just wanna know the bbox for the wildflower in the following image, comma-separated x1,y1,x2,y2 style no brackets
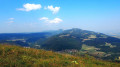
72,61,79,64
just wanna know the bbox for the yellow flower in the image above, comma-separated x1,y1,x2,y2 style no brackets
72,61,79,64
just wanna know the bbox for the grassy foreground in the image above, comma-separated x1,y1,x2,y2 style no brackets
0,45,120,67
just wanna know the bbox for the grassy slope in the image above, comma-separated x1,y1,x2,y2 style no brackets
0,45,120,67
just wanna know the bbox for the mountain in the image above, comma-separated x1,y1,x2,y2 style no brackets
0,44,120,67
41,28,120,60
0,30,62,47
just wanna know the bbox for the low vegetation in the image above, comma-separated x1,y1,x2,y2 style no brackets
80,44,106,58
0,44,120,67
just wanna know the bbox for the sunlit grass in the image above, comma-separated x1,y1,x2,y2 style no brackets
0,44,120,67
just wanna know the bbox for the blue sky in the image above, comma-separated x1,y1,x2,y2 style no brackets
0,0,120,33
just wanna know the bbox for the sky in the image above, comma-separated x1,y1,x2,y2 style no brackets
0,0,120,33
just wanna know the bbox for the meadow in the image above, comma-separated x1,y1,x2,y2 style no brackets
0,44,120,67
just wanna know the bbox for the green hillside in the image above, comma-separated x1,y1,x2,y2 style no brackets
41,28,120,60
0,44,120,67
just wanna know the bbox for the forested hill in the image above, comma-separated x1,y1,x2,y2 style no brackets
41,28,120,60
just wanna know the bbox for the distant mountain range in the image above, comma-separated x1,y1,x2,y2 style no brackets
0,28,120,60
0,30,62,47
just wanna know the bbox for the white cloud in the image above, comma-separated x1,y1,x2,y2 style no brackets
8,18,15,23
17,3,42,11
44,5,60,14
9,18,14,20
40,17,62,23
40,17,49,20
49,18,62,23
8,21,14,23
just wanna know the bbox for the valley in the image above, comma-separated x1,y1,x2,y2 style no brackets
0,28,120,61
